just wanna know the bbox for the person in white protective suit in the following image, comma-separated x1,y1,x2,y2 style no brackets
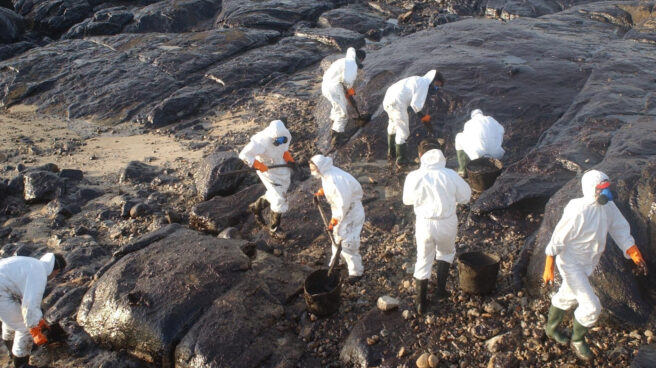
383,70,444,167
542,170,647,361
454,109,505,176
239,120,296,237
0,253,66,368
321,47,366,148
310,154,365,283
403,142,471,314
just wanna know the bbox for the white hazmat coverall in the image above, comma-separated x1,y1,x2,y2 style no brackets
403,149,471,280
311,155,365,276
321,47,359,133
546,170,635,327
0,253,55,358
454,109,505,160
383,70,436,145
239,120,292,213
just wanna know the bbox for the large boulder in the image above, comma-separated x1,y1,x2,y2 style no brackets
62,6,133,38
189,184,265,234
194,151,246,200
294,26,365,51
123,0,222,34
317,5,394,36
23,171,63,203
0,7,24,43
77,227,252,366
119,161,162,184
12,0,93,36
216,0,332,31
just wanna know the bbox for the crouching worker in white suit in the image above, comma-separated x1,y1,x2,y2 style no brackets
403,141,471,314
542,170,647,361
454,109,505,176
310,155,365,284
0,253,66,368
239,120,296,238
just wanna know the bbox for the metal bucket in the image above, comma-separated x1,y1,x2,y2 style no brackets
458,251,500,295
304,269,341,316
466,157,503,192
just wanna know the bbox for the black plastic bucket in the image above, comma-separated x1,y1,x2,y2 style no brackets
304,269,341,316
458,251,500,295
466,157,503,192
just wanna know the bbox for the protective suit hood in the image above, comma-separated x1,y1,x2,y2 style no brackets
40,252,55,275
581,170,608,203
420,149,446,169
471,109,483,118
423,70,437,83
310,154,333,176
264,120,290,141
345,47,357,61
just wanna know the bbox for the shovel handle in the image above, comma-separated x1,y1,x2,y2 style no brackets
216,163,294,176
315,198,341,277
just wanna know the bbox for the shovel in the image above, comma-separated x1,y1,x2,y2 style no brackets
315,197,341,278
216,163,295,176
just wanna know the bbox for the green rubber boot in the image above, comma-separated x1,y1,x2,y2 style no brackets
395,143,410,168
544,306,569,345
387,134,396,161
456,150,470,177
571,319,593,361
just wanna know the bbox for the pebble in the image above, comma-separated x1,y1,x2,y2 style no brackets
273,249,282,256
402,309,412,319
416,352,430,368
398,346,407,358
484,301,503,314
366,335,380,345
644,330,653,338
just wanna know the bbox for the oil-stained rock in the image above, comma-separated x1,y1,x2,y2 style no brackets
189,184,265,234
194,150,246,200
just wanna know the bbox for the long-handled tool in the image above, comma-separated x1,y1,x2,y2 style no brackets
315,198,341,278
216,163,295,176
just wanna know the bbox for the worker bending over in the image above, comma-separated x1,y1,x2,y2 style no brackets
454,109,505,176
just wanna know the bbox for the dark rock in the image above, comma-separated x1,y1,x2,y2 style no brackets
0,41,34,61
124,0,222,34
23,170,63,203
175,277,304,368
318,5,394,36
0,7,24,43
63,7,134,38
294,26,365,51
632,344,656,368
340,308,407,368
44,198,80,218
216,0,332,31
32,162,59,173
7,174,23,195
195,150,246,200
45,286,87,323
59,168,83,180
487,352,519,368
218,227,240,239
143,87,207,127
120,198,140,218
129,202,151,218
189,184,265,234
112,223,181,258
0,227,11,238
77,227,251,366
119,161,161,184
15,0,93,36
205,37,329,89
1,241,40,257
76,186,104,202
251,252,308,304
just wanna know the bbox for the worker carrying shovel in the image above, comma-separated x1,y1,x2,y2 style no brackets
542,170,647,361
239,120,296,238
0,253,66,368
321,47,367,149
310,154,365,284
383,70,444,168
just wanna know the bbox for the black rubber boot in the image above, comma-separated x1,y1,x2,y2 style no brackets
13,356,29,368
269,212,286,239
571,319,593,361
387,134,396,160
248,196,268,226
456,150,470,177
415,278,428,315
544,306,569,345
395,143,410,168
435,261,450,301
3,339,13,358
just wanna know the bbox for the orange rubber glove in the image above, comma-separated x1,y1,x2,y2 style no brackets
346,88,356,96
30,326,47,346
328,218,339,231
421,114,431,123
627,245,645,265
252,160,268,172
38,319,49,330
315,188,324,197
283,151,295,163
543,255,554,285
